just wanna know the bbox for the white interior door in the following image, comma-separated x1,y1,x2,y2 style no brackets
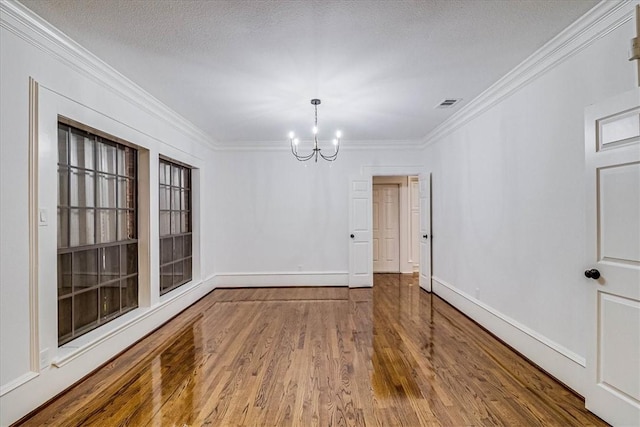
373,184,400,273
349,175,373,287
584,88,640,426
419,173,431,291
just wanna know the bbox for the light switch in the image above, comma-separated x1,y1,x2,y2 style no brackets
39,208,48,226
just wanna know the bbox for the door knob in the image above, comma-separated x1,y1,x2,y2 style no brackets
350,234,355,239
423,234,428,239
584,269,600,279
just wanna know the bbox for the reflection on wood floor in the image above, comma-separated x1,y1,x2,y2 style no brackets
19,274,606,426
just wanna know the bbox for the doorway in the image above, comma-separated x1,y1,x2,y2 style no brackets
348,168,430,290
372,176,420,274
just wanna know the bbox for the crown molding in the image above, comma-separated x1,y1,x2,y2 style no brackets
0,0,216,149
421,0,636,149
213,139,424,152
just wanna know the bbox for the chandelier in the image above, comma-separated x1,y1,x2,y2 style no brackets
288,99,341,162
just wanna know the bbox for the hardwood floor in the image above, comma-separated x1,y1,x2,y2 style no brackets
18,274,607,426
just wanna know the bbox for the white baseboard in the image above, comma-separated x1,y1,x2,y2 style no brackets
213,271,349,287
431,276,586,396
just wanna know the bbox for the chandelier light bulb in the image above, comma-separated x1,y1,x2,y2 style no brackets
288,131,295,139
332,139,338,146
293,138,300,145
312,126,318,135
336,130,342,138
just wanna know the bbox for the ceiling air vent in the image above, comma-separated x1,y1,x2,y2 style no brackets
436,98,462,109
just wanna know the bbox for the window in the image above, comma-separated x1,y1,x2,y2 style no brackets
159,158,192,295
57,122,138,346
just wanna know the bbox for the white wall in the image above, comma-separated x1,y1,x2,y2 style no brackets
0,3,217,425
211,148,422,286
422,3,636,395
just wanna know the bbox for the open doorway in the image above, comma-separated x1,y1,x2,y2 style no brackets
372,176,420,274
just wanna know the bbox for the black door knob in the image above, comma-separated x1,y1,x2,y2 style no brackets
350,234,355,239
423,234,428,239
584,269,600,279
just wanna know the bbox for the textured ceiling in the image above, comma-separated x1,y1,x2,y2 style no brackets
21,0,599,145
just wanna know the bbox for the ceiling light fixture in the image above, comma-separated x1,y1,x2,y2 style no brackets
288,99,341,162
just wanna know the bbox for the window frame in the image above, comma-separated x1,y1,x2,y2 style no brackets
158,157,193,295
57,121,139,346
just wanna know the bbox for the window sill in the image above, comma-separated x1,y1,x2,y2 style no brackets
52,278,204,368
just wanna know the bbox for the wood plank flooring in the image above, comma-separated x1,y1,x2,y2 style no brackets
18,274,607,426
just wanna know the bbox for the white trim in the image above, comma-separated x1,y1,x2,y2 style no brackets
213,139,423,152
432,276,587,395
422,0,636,148
28,77,40,374
52,275,215,368
360,165,425,177
0,0,215,149
213,272,349,287
0,372,39,397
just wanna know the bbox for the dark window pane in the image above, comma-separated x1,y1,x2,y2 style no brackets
160,211,170,236
70,169,95,208
58,253,72,297
127,210,136,240
97,173,117,208
181,212,189,233
184,258,192,282
171,212,180,235
99,246,120,283
118,178,134,209
96,141,117,174
160,237,173,265
96,209,117,243
159,185,170,210
69,131,94,169
172,188,180,211
160,162,171,185
160,264,173,292
73,249,98,289
74,289,98,332
181,190,189,212
70,208,95,246
184,234,192,257
58,126,69,165
58,167,69,207
121,244,138,275
99,283,120,320
117,210,136,241
181,168,190,190
58,297,72,342
171,165,181,187
122,276,138,310
174,235,184,260
58,208,69,248
173,261,184,286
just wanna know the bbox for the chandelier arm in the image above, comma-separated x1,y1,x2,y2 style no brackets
318,141,340,161
291,141,316,161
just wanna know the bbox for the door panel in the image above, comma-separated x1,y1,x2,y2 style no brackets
599,163,640,264
372,184,399,272
599,293,640,402
372,187,380,266
585,89,640,426
419,173,431,291
349,176,372,287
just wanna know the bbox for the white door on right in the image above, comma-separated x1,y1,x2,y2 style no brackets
419,173,431,292
585,88,640,426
